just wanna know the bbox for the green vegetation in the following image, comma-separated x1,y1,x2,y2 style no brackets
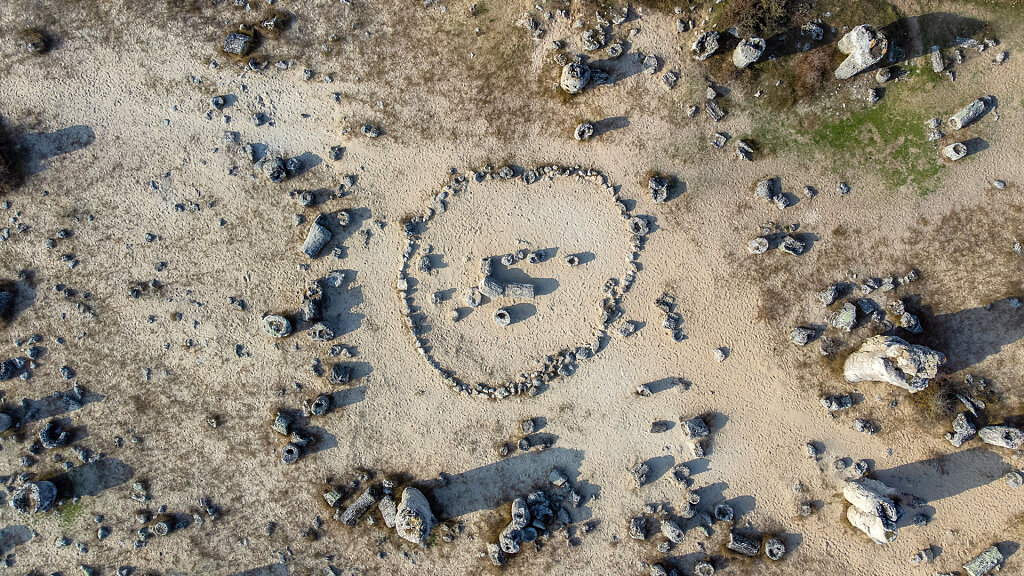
809,99,941,193
58,500,85,527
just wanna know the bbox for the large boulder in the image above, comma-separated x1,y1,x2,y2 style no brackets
560,62,591,94
11,481,57,514
834,25,888,80
978,425,1024,450
223,33,253,55
394,487,436,545
692,30,720,61
733,37,766,69
843,478,901,543
843,335,946,392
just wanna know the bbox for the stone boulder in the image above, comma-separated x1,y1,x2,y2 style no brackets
11,481,57,514
844,336,946,392
978,425,1024,450
835,25,888,80
733,37,766,69
395,487,436,545
692,30,720,61
560,62,591,94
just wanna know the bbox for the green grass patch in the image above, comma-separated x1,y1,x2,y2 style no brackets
58,499,85,527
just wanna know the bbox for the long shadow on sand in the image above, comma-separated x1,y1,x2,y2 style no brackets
416,447,591,520
19,125,95,176
910,298,1024,373
873,447,1009,504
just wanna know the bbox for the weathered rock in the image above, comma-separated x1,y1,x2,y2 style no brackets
262,315,292,338
930,46,945,73
943,142,967,161
848,504,896,543
946,412,976,447
629,516,646,540
821,394,853,411
224,33,253,55
649,176,670,204
950,98,986,130
736,140,754,161
978,425,1024,449
748,237,769,254
10,481,57,514
835,25,888,80
341,486,380,526
765,537,786,560
727,531,760,556
963,545,1004,576
630,461,649,487
395,487,436,545
499,525,522,554
629,216,649,236
281,443,301,464
39,420,69,448
705,99,725,122
307,322,335,342
259,156,287,183
301,215,333,258
683,417,709,439
780,235,806,255
694,561,715,576
790,327,816,346
661,519,684,543
505,283,535,299
582,28,604,51
833,302,857,331
843,335,946,392
692,30,720,61
560,62,591,94
487,542,505,565
493,308,511,327
329,363,351,385
733,37,766,69
479,276,503,299
574,122,595,141
844,478,901,543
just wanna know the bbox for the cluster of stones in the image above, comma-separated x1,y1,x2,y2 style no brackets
487,472,593,566
324,478,438,546
792,268,922,358
396,164,650,400
747,219,806,257
940,374,1024,452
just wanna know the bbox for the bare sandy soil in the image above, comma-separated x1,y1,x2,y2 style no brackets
0,1,1023,575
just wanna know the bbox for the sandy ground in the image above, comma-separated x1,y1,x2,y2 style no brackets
0,0,1023,575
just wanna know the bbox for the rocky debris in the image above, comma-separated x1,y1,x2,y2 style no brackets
682,417,709,439
736,140,753,161
963,545,1004,576
733,37,766,69
780,235,806,255
493,308,512,327
630,461,650,487
844,336,946,392
705,99,725,122
835,25,888,80
945,412,977,448
692,30,720,61
629,216,649,236
790,326,816,346
876,67,893,83
224,32,253,55
943,142,967,161
307,322,335,342
765,537,786,560
831,302,858,331
649,176,670,204
582,28,604,51
629,517,647,540
661,518,684,543
930,46,946,73
262,315,292,338
341,486,380,526
394,487,436,545
821,394,853,412
606,41,624,59
978,425,1023,449
844,478,901,543
361,124,381,138
257,155,287,183
574,122,595,141
39,420,69,448
754,178,783,206
1006,471,1023,488
505,283,535,299
487,542,505,566
560,62,591,94
642,54,660,75
302,215,333,258
950,98,986,130
329,363,351,385
748,237,769,254
479,275,503,299
713,347,727,362
727,531,760,556
662,70,679,89
694,561,715,576
911,546,937,565
10,481,58,514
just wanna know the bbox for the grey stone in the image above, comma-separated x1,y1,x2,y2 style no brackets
727,531,760,556
692,30,720,61
733,37,766,69
790,327,816,346
341,486,380,526
950,98,986,130
262,315,292,338
574,122,594,141
560,62,591,94
963,545,1004,576
10,481,57,514
978,425,1024,449
301,215,333,258
395,487,436,545
943,142,967,161
223,33,253,55
832,303,857,331
493,308,511,327
765,537,785,560
835,25,888,80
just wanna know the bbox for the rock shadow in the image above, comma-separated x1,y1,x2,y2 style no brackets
592,116,630,137
881,13,988,64
320,269,365,338
0,525,32,556
873,447,1009,503
913,299,1024,372
417,447,587,520
20,125,95,176
53,457,134,498
9,386,104,426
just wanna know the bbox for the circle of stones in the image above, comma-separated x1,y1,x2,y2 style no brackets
396,163,652,400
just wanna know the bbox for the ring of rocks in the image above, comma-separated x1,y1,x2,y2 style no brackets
397,163,652,400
